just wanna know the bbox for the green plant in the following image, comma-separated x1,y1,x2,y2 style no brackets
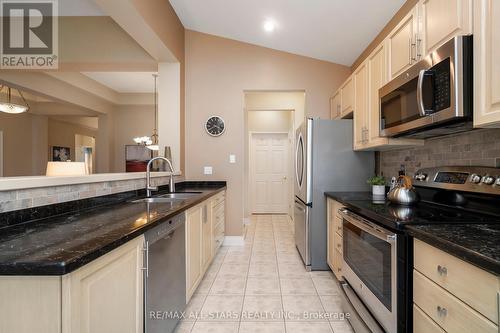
367,175,386,186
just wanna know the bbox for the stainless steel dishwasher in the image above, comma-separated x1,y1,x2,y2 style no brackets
144,213,186,333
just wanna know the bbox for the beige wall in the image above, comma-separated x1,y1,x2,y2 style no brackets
112,105,155,173
247,111,293,133
245,91,305,129
48,118,98,162
0,112,35,176
185,30,350,236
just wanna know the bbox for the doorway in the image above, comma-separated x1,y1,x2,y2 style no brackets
249,132,290,213
75,134,96,174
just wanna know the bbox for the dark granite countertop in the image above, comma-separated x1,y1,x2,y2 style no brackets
406,224,500,275
324,191,375,203
325,191,500,275
0,182,226,275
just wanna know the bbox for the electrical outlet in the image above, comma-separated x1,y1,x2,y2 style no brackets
229,154,236,164
204,166,213,175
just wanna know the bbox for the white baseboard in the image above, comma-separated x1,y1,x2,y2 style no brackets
223,236,245,246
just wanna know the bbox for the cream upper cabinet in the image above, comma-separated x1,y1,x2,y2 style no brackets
340,76,354,118
353,62,369,150
367,43,388,147
62,236,144,333
474,0,500,128
330,91,341,119
388,7,419,79
421,0,472,54
186,205,203,300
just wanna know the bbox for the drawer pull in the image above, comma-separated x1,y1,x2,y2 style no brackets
436,306,447,317
437,265,448,276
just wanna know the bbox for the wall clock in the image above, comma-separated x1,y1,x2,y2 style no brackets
205,116,226,137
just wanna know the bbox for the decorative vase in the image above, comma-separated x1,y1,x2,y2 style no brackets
372,185,386,196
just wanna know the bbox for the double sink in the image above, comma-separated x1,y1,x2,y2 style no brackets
131,192,202,204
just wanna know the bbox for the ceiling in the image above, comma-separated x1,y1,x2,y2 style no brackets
82,72,157,93
59,0,105,16
169,0,405,66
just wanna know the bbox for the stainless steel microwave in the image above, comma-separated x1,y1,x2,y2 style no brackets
379,36,473,139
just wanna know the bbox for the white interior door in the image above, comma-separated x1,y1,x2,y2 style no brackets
250,133,289,214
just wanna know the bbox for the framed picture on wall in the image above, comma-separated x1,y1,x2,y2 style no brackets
52,146,71,161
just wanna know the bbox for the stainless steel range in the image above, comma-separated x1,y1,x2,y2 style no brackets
338,166,500,333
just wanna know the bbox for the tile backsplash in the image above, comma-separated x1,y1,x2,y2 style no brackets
378,128,500,178
0,176,178,213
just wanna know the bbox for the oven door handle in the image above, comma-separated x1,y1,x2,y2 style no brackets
339,209,396,243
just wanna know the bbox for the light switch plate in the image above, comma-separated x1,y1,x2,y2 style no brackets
229,154,236,164
204,166,213,175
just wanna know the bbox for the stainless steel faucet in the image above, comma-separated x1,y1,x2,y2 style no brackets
146,156,175,197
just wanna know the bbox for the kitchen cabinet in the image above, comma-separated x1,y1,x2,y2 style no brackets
413,239,500,332
327,198,344,280
353,62,369,150
388,6,420,79
353,43,423,150
330,91,341,119
201,203,212,271
421,0,472,55
0,236,145,333
62,236,144,333
186,190,226,301
340,76,354,118
186,204,203,299
211,191,226,255
473,0,500,128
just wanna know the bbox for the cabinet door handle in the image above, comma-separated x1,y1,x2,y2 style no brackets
408,37,413,65
437,265,448,276
415,33,422,60
436,306,447,317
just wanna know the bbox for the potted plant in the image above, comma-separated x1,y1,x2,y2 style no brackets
367,176,386,196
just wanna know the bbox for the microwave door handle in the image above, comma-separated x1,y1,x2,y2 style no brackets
417,69,426,117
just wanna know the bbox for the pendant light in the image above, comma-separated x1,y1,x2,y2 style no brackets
147,73,159,151
0,85,30,114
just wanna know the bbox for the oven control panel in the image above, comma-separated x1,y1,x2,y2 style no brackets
414,166,500,195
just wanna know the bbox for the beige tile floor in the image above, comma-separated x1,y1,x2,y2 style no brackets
175,215,354,333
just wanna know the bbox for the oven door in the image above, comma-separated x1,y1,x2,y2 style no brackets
340,209,397,333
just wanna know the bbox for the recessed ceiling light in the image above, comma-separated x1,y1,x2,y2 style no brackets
263,20,275,32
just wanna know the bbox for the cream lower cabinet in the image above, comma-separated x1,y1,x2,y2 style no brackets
327,198,344,280
186,204,203,300
201,202,212,272
474,0,500,128
413,239,499,333
421,0,472,55
0,236,145,333
186,191,226,301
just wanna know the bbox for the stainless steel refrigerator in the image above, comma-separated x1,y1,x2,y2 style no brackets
294,118,374,270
